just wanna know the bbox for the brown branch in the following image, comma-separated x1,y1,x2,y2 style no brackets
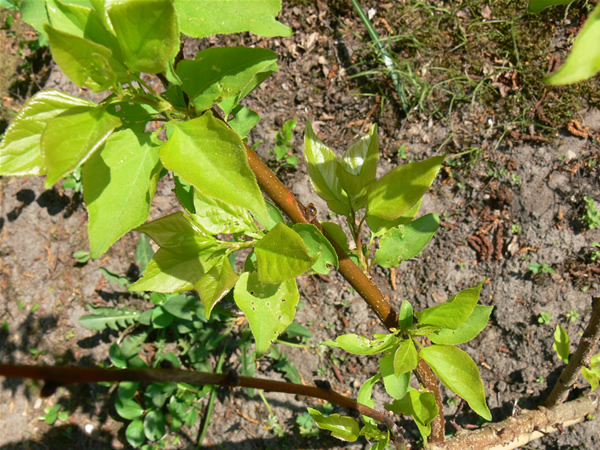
545,296,600,407
414,358,445,443
425,393,599,450
0,363,397,434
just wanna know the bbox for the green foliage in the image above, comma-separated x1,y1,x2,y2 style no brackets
529,263,555,276
270,118,299,168
538,311,553,325
583,196,600,230
553,325,570,364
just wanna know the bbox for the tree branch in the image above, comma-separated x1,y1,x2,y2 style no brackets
0,363,398,434
425,393,599,450
545,296,600,407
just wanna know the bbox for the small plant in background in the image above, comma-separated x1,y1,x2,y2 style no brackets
590,242,600,262
269,118,299,169
566,309,581,323
62,166,83,193
583,197,600,230
528,263,555,276
538,312,553,325
40,402,70,426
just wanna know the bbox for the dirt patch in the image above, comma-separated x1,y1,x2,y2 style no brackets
1,2,600,449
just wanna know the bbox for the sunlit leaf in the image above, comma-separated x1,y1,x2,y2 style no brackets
553,324,570,364
322,333,398,355
307,408,360,442
386,388,438,444
429,305,493,345
380,351,410,400
393,339,418,376
416,281,483,330
292,223,339,274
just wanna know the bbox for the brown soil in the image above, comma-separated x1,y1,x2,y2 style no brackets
1,2,599,449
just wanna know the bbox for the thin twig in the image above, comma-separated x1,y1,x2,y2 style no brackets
545,296,600,407
0,363,398,434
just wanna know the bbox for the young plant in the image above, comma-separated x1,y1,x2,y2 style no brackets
528,263,555,276
269,117,299,169
582,196,600,230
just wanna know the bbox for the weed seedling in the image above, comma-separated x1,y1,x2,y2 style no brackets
590,242,600,261
583,196,600,229
528,263,555,276
566,309,580,323
270,118,299,169
538,312,553,325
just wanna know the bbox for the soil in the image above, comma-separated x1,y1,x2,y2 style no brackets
1,1,600,449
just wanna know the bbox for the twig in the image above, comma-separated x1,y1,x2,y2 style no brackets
0,363,398,434
545,296,600,407
425,393,599,450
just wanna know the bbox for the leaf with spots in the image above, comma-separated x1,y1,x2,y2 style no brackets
233,271,299,358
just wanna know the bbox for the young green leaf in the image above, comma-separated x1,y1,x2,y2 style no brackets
429,305,493,345
228,105,261,138
336,124,379,210
254,222,315,283
553,324,570,364
161,295,198,321
174,0,292,38
366,155,445,221
195,256,239,318
83,129,161,258
322,333,398,355
398,300,414,332
357,373,381,412
0,90,93,176
126,418,145,448
234,272,299,357
375,213,440,268
136,235,154,274
115,397,144,421
107,0,179,74
380,351,410,400
393,339,419,376
42,105,121,187
177,47,278,112
320,222,351,254
143,409,166,442
304,121,350,216
420,345,491,420
159,112,268,225
292,223,339,274
367,198,422,237
416,281,484,330
192,190,254,234
386,388,438,444
45,25,116,92
544,3,600,84
79,305,141,331
134,211,207,249
582,367,600,392
307,408,360,442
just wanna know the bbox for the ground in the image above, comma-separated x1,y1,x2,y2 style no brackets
1,1,599,449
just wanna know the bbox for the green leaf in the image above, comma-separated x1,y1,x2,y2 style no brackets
134,211,208,249
42,105,121,187
126,419,145,448
174,0,292,38
380,351,410,400
143,409,166,442
264,201,285,230
386,388,438,444
254,222,314,283
307,408,360,442
107,0,179,74
393,339,419,376
233,272,299,357
416,281,484,330
582,366,600,391
429,305,493,345
152,305,174,328
173,173,195,213
20,0,50,44
320,222,350,253
109,342,127,368
161,295,198,320
528,0,575,13
177,47,278,112
544,3,600,84
357,373,381,424
43,404,60,425
228,105,261,138
367,198,422,237
159,112,268,225
304,121,350,216
322,333,398,355
192,190,254,234
45,25,116,92
336,123,379,210
83,129,161,258
0,90,93,176
115,397,144,420
136,234,154,274
79,305,140,331
292,223,339,274
398,300,414,332
420,344,491,420
553,324,570,364
195,256,239,318
375,213,440,268
367,155,445,221
282,322,313,339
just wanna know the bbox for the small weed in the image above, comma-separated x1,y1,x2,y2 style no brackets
535,376,544,383
63,167,83,193
72,250,90,264
297,412,319,437
537,312,552,325
528,263,555,276
511,224,522,235
582,196,600,230
566,309,580,323
270,118,299,169
590,242,600,261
